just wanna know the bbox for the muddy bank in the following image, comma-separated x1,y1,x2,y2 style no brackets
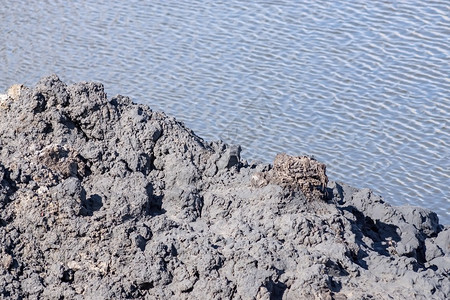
0,75,448,299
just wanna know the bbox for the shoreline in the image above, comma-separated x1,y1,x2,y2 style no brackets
0,75,448,299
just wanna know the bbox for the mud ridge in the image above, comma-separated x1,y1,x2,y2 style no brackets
0,75,448,299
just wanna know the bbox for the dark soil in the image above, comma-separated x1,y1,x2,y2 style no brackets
0,75,448,299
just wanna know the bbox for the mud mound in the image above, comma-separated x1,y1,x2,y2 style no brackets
0,75,448,299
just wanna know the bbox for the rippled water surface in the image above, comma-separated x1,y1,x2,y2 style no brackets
1,1,449,223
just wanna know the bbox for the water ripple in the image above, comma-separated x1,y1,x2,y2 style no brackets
1,0,449,223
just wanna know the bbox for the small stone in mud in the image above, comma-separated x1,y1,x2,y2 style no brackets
1,254,13,270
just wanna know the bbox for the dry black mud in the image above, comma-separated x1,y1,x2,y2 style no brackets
0,76,448,299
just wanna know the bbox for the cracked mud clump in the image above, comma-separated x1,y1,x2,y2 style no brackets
273,153,328,200
0,75,448,299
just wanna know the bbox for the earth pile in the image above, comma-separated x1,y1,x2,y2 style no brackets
0,76,448,299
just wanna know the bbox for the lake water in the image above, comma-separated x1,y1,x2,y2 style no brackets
1,1,449,223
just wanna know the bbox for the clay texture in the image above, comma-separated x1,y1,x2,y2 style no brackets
0,76,448,299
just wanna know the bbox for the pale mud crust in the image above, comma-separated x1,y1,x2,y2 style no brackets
0,75,448,299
